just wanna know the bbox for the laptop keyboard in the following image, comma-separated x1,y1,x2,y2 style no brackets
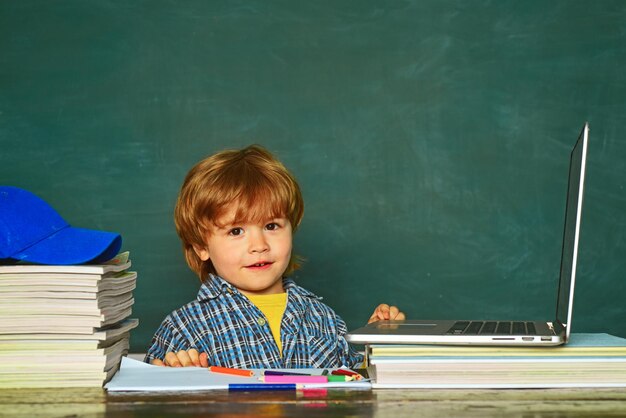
446,321,537,335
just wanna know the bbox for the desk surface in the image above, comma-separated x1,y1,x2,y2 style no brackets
2,387,626,417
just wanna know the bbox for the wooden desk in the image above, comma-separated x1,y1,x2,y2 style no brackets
2,387,626,417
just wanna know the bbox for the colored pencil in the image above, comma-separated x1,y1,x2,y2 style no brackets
263,370,311,376
331,369,359,376
208,365,254,377
331,369,362,380
262,375,328,384
229,383,299,391
327,375,354,382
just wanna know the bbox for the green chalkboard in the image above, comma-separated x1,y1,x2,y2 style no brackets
1,1,625,352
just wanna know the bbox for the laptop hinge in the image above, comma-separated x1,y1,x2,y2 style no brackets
551,320,566,337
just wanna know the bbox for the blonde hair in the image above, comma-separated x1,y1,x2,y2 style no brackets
174,145,304,281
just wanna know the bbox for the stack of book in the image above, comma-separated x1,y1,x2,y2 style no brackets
0,252,138,388
367,333,626,388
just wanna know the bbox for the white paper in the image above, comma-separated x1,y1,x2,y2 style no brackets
105,357,371,391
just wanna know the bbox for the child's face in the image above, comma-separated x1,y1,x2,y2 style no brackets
195,203,293,295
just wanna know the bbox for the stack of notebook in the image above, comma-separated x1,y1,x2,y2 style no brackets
366,333,626,388
0,252,138,388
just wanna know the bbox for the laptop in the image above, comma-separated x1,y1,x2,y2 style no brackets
347,122,589,347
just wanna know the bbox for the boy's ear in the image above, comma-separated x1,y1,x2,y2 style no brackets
193,246,210,261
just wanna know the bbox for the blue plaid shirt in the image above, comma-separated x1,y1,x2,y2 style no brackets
144,275,364,369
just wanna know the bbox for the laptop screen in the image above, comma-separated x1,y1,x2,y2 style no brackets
555,123,588,339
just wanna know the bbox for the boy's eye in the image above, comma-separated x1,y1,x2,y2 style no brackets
265,222,279,231
228,227,244,236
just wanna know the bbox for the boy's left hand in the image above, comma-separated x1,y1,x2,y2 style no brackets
368,304,405,324
151,349,209,367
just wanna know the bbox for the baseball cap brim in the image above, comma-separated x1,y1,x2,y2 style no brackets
11,226,122,265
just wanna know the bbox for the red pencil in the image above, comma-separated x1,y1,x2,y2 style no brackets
208,365,254,377
331,369,361,377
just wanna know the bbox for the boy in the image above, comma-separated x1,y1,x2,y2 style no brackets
145,145,404,368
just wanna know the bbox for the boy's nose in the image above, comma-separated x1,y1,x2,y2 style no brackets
249,231,269,253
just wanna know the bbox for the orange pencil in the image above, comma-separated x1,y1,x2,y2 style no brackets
208,365,254,377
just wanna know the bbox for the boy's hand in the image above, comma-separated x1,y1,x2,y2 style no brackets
368,304,405,324
150,349,209,367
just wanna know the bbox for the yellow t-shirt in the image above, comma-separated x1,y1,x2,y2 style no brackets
246,293,287,356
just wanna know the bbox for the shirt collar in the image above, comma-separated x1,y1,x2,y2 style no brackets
196,274,319,302
196,274,236,301
283,278,320,299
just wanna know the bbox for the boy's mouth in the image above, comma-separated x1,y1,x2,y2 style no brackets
246,261,273,268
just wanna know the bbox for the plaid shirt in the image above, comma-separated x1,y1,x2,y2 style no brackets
144,275,364,369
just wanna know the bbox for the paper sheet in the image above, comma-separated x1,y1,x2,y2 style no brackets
105,357,371,391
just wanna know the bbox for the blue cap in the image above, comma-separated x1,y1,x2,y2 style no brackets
0,186,122,265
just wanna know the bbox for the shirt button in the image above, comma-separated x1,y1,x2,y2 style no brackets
257,317,266,326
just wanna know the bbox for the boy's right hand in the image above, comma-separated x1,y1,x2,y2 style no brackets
150,348,209,367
